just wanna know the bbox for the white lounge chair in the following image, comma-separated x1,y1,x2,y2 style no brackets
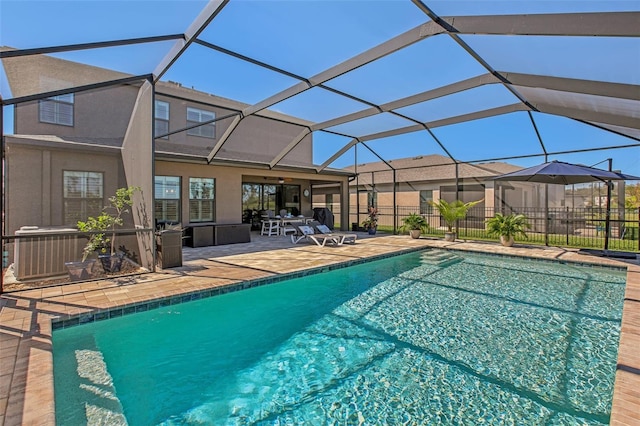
314,224,357,245
290,224,339,247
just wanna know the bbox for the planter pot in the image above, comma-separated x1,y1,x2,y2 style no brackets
65,259,97,282
409,229,421,239
444,232,456,242
500,235,515,247
368,227,377,235
98,252,125,273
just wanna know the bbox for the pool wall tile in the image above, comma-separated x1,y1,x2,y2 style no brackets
47,245,630,332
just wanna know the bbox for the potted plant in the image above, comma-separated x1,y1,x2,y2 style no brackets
400,212,429,239
76,186,139,273
430,199,483,242
361,206,379,235
485,212,530,247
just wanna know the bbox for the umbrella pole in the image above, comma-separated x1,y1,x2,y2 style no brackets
604,159,613,252
544,184,549,246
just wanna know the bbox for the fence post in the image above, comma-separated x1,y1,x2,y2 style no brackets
566,206,570,245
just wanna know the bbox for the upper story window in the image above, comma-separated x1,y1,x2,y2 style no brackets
63,171,103,225
155,100,170,139
39,93,74,126
186,107,215,139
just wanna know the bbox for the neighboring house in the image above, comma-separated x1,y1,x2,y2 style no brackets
2,50,352,273
344,154,566,230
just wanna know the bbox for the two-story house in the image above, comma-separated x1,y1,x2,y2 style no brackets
2,50,352,275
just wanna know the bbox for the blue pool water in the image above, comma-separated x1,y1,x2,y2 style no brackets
53,249,627,425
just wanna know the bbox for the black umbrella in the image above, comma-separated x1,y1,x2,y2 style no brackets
492,160,640,253
491,160,638,185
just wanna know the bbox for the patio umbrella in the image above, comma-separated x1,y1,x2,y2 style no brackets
492,160,640,253
491,160,636,185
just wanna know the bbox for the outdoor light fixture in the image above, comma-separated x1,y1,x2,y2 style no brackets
278,177,285,184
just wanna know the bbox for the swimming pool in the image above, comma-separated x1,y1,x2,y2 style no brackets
52,249,626,425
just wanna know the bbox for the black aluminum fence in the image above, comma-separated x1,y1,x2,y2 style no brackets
349,206,640,252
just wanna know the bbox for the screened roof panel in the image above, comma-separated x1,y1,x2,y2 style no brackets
516,86,640,128
395,84,521,124
1,50,137,100
269,87,370,124
325,112,416,138
312,132,353,167
361,132,450,162
198,1,426,78
533,113,640,153
324,36,487,105
462,35,640,85
161,43,299,105
0,1,206,48
428,1,636,16
215,115,310,166
430,113,545,161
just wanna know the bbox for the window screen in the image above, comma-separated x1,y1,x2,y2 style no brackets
63,171,103,224
186,107,215,138
189,177,215,222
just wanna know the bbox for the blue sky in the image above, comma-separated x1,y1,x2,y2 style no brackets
1,0,639,176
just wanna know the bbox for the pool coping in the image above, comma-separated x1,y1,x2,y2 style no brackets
1,236,639,425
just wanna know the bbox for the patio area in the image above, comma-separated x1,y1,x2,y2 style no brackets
0,232,639,425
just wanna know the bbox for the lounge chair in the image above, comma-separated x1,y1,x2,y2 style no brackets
313,224,358,245
290,224,339,247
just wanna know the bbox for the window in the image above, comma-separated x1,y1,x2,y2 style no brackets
63,171,103,224
367,191,377,209
420,190,433,214
155,100,170,139
189,177,215,222
186,107,215,138
155,176,180,223
39,93,74,126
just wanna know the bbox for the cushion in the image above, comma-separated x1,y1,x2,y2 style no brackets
316,224,332,234
299,225,315,235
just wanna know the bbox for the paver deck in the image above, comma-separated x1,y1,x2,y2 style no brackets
1,233,638,425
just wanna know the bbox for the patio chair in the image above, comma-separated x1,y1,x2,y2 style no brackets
313,223,358,245
290,223,339,247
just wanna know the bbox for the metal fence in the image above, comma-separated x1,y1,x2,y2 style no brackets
348,205,640,252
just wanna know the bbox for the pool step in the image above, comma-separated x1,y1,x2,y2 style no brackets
420,250,463,267
75,349,128,425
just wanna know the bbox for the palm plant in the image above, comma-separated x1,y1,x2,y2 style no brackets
430,199,483,233
399,212,429,238
485,213,530,246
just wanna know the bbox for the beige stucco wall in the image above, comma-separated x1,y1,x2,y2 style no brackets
14,85,139,138
154,83,313,165
155,161,348,226
5,141,123,233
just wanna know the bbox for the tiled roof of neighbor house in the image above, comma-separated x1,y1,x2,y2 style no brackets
346,154,523,185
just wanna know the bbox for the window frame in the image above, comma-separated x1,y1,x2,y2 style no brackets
154,176,181,223
154,100,170,139
62,170,104,225
189,177,215,222
186,106,215,139
39,93,74,126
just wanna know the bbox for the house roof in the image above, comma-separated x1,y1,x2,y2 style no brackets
346,154,522,185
